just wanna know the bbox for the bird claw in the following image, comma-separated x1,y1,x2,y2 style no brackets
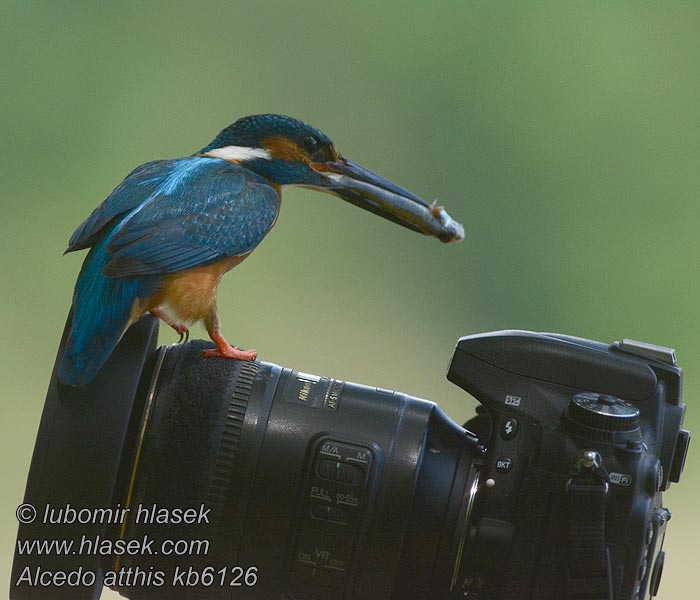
177,327,190,344
149,309,190,344
202,345,257,361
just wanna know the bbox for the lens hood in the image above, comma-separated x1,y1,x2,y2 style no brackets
11,313,159,600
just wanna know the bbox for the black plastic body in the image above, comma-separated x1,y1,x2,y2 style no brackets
447,330,688,600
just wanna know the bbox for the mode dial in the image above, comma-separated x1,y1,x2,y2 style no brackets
567,392,641,432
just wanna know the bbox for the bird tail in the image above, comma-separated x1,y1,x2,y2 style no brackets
58,236,156,386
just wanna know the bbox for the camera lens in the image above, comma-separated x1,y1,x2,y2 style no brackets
108,340,480,599
14,321,689,600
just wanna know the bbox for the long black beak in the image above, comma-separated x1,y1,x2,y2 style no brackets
311,159,464,243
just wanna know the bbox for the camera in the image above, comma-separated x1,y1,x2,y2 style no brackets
13,315,690,599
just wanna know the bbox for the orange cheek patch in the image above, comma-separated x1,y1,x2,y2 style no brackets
263,135,309,162
309,162,332,172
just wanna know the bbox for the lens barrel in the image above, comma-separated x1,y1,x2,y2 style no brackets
113,340,479,599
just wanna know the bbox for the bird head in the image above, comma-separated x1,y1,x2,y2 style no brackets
199,114,464,243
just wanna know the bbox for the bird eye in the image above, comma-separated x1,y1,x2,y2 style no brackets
303,136,318,153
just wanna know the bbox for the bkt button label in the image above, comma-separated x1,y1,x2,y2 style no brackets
495,457,513,473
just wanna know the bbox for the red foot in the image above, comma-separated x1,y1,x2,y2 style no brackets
203,346,257,360
203,331,257,361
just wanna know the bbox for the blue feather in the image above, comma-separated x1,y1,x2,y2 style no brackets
103,159,279,276
66,160,168,252
58,226,159,386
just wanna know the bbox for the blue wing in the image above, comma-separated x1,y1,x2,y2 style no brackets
103,159,280,276
67,156,281,276
66,160,173,252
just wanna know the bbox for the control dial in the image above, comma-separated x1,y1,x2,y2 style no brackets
567,392,641,432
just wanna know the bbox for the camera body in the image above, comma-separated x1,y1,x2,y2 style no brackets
448,331,688,599
12,320,689,600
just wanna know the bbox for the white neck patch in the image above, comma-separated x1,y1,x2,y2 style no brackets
202,145,271,162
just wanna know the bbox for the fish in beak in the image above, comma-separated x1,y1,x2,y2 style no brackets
310,158,464,243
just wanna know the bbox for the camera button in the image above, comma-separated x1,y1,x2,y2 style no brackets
496,456,513,473
317,460,361,485
311,504,348,524
500,417,519,440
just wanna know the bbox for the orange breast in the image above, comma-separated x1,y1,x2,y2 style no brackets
146,253,251,324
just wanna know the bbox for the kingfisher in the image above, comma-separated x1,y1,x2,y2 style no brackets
58,114,464,386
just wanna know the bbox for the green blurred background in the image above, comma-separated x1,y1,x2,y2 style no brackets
2,2,698,597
